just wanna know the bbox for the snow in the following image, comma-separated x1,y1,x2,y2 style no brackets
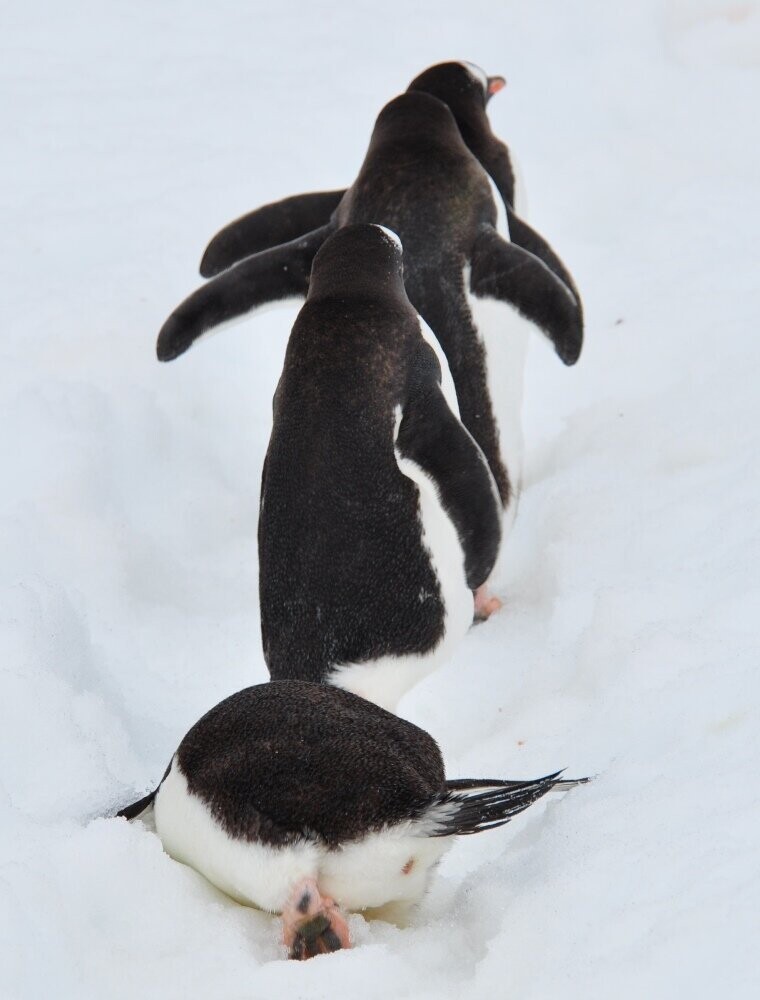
2,0,759,996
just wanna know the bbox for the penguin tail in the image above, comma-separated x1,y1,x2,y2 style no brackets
422,771,589,837
115,788,157,821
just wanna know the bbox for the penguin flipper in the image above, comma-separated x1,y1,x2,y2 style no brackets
157,223,334,362
470,226,584,366
115,761,172,819
116,788,157,820
506,207,584,322
395,343,502,590
200,190,346,277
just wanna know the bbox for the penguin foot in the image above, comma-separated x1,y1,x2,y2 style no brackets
473,585,502,622
282,878,351,960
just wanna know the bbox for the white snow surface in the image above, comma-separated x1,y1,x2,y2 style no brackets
2,1,759,997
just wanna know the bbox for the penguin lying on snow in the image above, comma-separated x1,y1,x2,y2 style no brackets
117,680,587,960
259,224,501,709
157,62,583,553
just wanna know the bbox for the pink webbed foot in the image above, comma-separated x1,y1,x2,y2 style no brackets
473,584,502,622
281,877,351,960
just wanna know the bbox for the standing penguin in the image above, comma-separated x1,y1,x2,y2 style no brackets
157,72,582,548
116,680,587,960
259,224,501,708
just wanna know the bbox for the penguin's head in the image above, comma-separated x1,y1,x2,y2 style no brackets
308,224,405,301
408,61,506,118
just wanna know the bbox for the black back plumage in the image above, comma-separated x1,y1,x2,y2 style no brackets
176,681,445,847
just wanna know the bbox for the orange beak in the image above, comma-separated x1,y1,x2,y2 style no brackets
487,76,506,96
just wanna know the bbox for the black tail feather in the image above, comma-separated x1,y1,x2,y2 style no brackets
444,774,590,794
427,771,588,837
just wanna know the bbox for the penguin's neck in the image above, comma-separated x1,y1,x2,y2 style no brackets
308,270,405,303
457,121,515,211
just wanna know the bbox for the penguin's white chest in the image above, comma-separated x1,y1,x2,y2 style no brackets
466,272,532,518
466,169,532,523
153,759,452,913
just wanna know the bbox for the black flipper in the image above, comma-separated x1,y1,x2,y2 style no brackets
116,761,172,819
200,190,346,277
395,342,502,590
116,788,157,820
157,223,334,362
469,225,584,366
506,207,584,325
425,771,587,837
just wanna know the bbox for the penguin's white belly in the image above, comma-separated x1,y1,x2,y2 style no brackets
511,154,529,220
328,400,473,714
466,271,531,527
153,759,451,913
474,168,531,526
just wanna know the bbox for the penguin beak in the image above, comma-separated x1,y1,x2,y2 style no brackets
487,76,506,99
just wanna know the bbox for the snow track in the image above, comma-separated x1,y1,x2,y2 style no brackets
1,1,758,996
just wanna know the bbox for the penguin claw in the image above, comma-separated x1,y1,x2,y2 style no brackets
473,585,502,622
282,878,351,960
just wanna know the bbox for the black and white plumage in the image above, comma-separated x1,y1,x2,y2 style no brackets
117,681,586,957
157,61,583,536
258,224,501,709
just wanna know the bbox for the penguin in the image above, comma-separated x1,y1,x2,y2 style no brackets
116,680,587,960
157,71,582,566
258,224,502,708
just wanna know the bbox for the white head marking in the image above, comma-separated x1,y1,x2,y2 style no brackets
373,224,403,251
462,61,489,93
